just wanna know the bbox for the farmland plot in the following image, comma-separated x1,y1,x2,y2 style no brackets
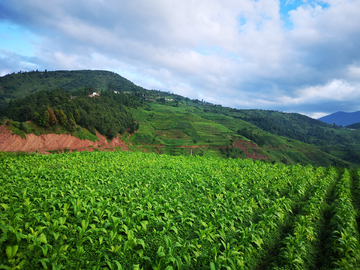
0,151,359,269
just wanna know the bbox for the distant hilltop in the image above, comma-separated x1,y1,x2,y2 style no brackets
318,111,360,126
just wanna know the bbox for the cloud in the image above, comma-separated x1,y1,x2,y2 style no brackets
0,0,360,117
0,50,39,76
347,65,360,79
306,112,329,119
279,79,359,104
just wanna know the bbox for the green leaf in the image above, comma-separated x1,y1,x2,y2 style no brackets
136,249,144,258
0,225,8,244
59,217,66,225
51,232,60,241
0,204,8,211
38,233,47,244
6,245,18,260
105,261,112,269
99,236,103,245
157,246,166,257
114,260,123,270
140,220,148,231
81,219,89,230
136,239,145,250
39,258,49,269
170,226,178,235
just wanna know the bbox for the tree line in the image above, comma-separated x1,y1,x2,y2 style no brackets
0,87,143,138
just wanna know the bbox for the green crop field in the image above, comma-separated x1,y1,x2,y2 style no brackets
1,151,360,269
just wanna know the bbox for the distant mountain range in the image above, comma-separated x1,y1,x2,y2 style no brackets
318,111,360,126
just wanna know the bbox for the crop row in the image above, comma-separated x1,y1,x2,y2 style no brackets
270,167,337,269
0,151,358,269
325,169,360,269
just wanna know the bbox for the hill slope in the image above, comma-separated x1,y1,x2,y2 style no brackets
0,70,145,108
128,103,350,167
1,69,360,168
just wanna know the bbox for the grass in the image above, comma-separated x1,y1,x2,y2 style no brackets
73,127,99,142
8,120,100,142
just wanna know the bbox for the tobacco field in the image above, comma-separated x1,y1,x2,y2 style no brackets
1,151,360,269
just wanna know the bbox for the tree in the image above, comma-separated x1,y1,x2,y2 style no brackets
58,109,67,126
33,112,40,121
67,118,76,132
53,97,60,105
39,110,50,127
20,105,34,121
74,109,80,124
54,109,59,119
47,107,57,125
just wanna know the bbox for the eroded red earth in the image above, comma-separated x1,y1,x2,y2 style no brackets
0,125,128,153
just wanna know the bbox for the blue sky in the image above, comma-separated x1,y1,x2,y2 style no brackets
1,0,360,119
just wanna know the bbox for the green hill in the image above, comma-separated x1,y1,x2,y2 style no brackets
1,69,360,168
128,103,351,167
0,70,145,108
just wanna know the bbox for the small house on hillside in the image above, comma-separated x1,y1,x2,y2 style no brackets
88,92,100,97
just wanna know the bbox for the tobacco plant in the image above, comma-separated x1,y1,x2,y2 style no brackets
0,151,358,269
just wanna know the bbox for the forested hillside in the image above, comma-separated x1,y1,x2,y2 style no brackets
1,69,360,167
0,70,146,108
1,87,142,138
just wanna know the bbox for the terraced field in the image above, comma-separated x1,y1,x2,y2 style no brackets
1,151,360,269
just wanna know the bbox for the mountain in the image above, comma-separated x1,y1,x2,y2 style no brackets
0,69,145,108
1,69,360,168
318,111,360,126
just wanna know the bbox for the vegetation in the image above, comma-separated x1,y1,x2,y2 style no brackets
129,103,354,167
0,70,146,108
1,69,360,167
346,122,360,129
1,151,360,269
2,87,141,139
2,70,360,269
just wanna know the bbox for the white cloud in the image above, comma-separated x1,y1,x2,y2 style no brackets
307,112,329,119
278,79,359,105
347,65,360,79
1,0,360,115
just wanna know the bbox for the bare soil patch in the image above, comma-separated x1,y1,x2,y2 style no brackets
0,126,128,153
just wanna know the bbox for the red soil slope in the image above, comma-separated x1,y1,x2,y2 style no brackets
233,140,269,160
0,126,128,153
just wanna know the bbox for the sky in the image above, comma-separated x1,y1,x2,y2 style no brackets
1,0,360,119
